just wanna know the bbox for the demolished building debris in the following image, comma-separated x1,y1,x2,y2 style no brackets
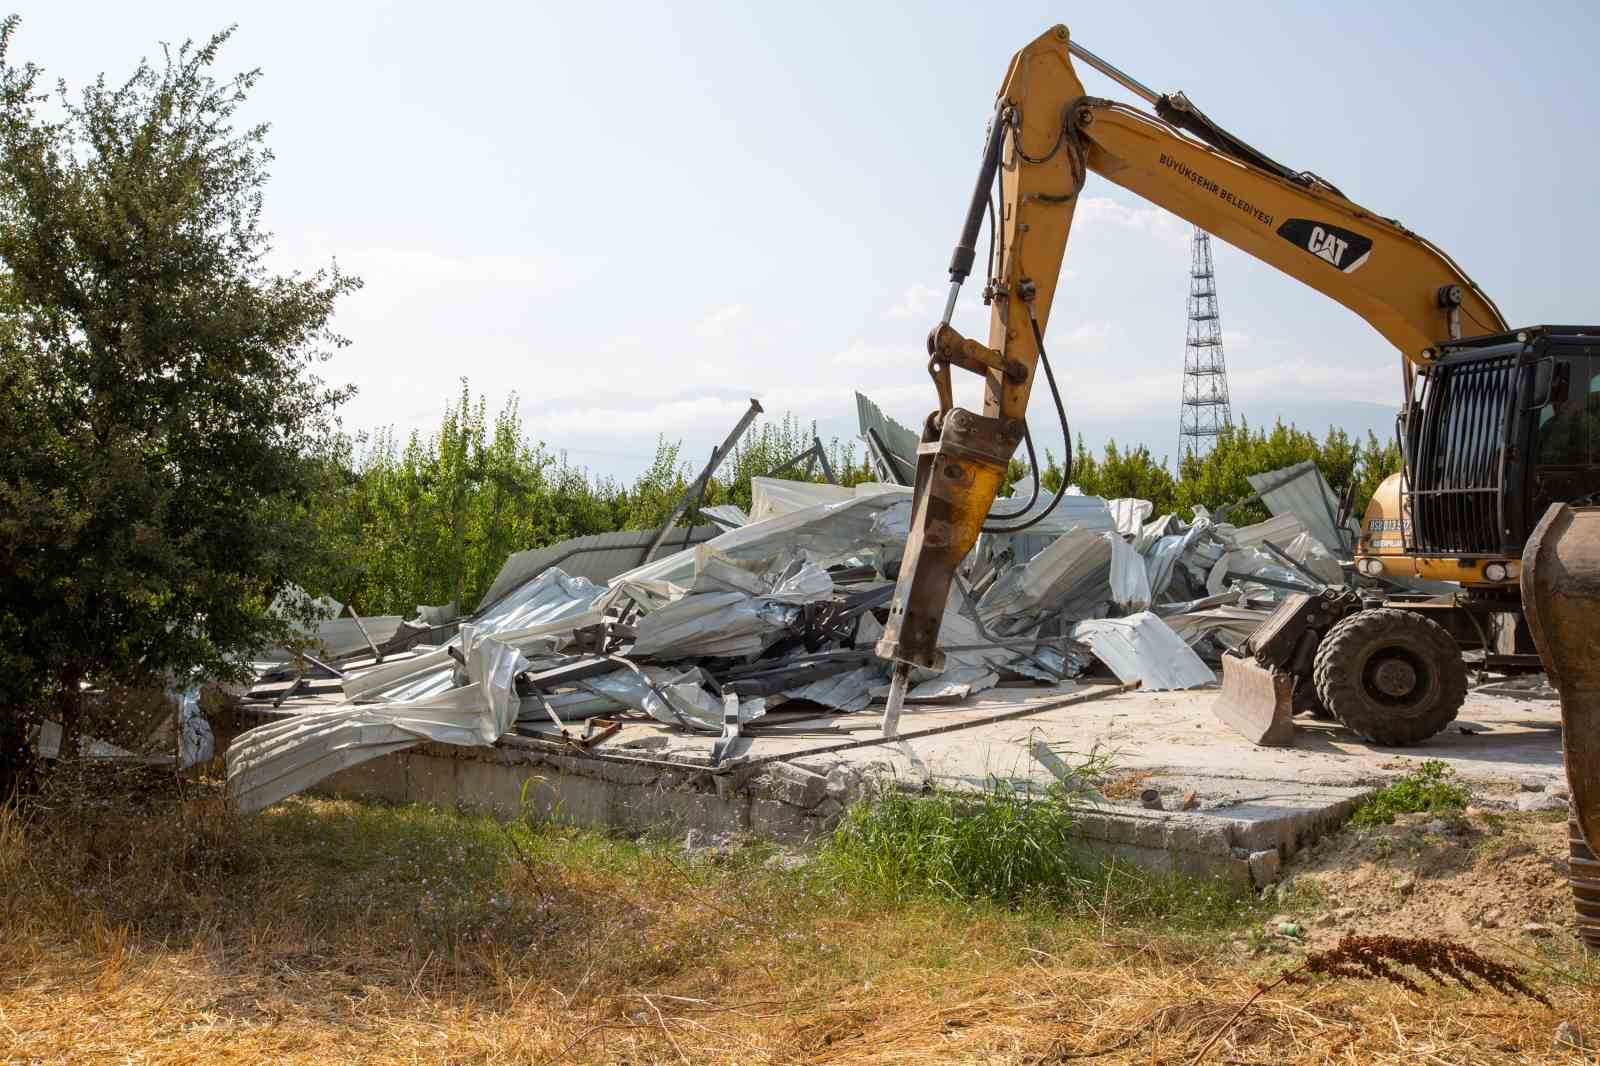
223,393,1412,812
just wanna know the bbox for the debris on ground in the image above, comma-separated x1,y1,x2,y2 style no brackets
220,394,1450,812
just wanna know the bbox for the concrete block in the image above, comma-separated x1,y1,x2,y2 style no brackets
1247,848,1281,888
766,762,828,809
824,764,858,802
587,759,660,787
814,797,845,827
748,797,815,839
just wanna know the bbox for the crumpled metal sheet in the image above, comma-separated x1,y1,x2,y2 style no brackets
748,477,857,521
1007,642,1093,682
529,665,766,730
629,558,834,660
856,391,922,481
1068,611,1216,690
978,492,1117,567
630,591,800,660
1219,512,1307,552
1108,498,1154,537
1206,547,1314,600
1143,518,1215,603
478,526,722,608
980,528,1148,623
475,567,609,635
338,568,608,705
1108,533,1153,613
699,504,749,530
612,491,913,589
1283,531,1345,586
1163,604,1271,652
780,663,883,713
226,636,529,814
979,527,1104,622
1247,461,1356,555
872,664,1000,704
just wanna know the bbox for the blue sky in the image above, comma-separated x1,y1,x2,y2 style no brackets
19,2,1600,477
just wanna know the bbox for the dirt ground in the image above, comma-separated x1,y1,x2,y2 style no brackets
1279,808,1579,951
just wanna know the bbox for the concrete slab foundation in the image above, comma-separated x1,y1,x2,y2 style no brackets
310,680,1567,891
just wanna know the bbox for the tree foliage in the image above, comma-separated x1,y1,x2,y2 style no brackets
1035,419,1400,525
0,20,356,766
301,387,874,617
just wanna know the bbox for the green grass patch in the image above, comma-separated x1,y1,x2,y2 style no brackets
1349,760,1470,828
818,778,1251,929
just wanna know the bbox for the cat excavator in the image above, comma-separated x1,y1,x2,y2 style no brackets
874,25,1597,948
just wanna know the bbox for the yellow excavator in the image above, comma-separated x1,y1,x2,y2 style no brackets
874,25,1597,949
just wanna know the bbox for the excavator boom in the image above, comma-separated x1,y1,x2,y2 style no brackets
878,24,1503,677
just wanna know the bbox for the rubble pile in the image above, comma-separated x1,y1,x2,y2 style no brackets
226,400,1357,813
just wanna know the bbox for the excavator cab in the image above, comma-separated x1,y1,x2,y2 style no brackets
1402,327,1600,568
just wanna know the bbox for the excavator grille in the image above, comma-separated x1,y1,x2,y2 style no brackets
1406,353,1519,555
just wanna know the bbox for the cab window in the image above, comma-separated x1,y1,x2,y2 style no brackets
1536,356,1599,466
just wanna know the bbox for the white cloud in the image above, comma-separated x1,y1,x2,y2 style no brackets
693,303,778,347
340,247,546,286
831,340,907,368
279,238,547,287
695,303,750,339
527,394,755,436
1228,357,1394,406
1073,195,1191,252
1046,319,1115,353
885,283,943,320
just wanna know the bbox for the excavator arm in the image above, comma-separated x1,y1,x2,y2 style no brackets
877,25,1505,699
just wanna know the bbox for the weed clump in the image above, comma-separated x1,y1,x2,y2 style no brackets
820,778,1247,926
1349,760,1469,828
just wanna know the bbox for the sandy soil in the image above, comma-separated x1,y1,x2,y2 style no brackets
1274,809,1578,952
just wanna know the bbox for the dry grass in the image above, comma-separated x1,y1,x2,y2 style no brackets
1,780,1595,1065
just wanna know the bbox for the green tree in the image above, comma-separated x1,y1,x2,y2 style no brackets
0,21,357,777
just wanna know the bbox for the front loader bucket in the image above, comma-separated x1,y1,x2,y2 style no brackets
1215,654,1296,747
1521,503,1600,945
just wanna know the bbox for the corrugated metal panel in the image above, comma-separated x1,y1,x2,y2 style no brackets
1069,612,1216,690
855,391,920,482
479,525,721,610
1246,461,1354,555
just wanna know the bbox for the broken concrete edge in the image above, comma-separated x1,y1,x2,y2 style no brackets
312,738,1376,892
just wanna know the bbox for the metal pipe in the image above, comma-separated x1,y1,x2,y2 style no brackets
734,679,1138,771
639,397,763,563
812,436,838,485
499,680,1139,775
1066,40,1161,105
345,603,384,664
1259,538,1328,588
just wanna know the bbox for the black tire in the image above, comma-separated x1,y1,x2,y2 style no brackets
1312,608,1467,746
1573,811,1600,951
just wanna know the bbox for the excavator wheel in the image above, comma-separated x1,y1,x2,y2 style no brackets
1573,811,1600,950
1312,608,1467,746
